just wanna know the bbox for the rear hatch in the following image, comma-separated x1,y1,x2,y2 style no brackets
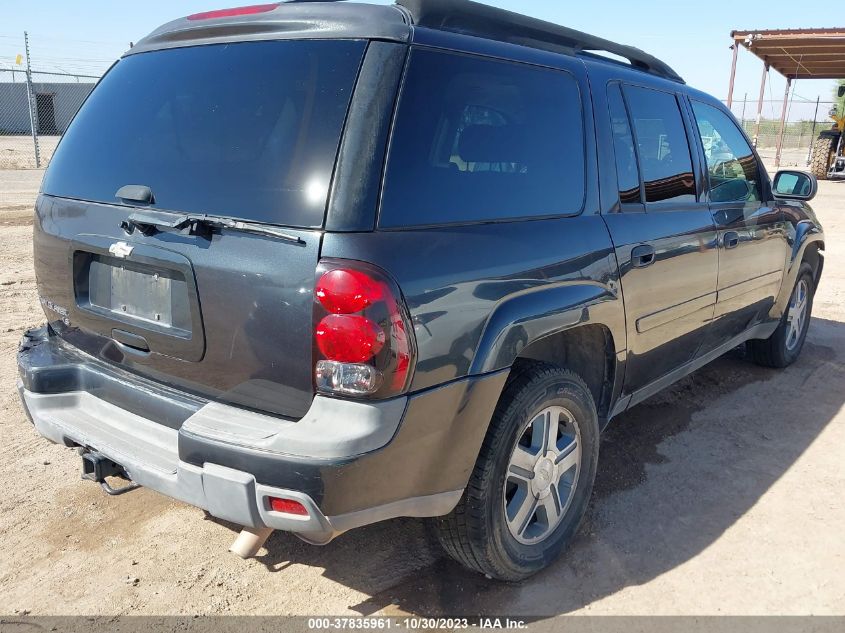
35,38,367,419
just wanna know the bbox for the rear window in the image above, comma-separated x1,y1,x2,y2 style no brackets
379,49,586,228
41,40,366,228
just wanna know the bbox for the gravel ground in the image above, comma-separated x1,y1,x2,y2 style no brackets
0,168,843,617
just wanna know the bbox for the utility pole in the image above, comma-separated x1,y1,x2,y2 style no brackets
24,31,41,168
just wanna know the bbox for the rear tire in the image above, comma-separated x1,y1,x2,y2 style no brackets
809,135,836,180
432,363,599,581
749,263,815,368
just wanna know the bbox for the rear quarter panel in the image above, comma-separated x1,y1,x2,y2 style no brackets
320,216,625,393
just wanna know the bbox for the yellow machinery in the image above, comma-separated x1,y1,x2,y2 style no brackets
810,85,845,179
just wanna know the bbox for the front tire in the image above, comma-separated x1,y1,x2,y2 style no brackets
432,363,599,581
749,263,815,368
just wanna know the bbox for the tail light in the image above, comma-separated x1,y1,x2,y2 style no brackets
314,260,415,398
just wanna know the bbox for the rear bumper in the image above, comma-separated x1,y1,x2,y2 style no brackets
17,327,507,542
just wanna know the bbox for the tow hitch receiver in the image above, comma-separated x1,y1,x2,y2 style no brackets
80,449,141,496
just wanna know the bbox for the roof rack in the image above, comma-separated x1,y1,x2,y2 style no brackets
396,0,685,84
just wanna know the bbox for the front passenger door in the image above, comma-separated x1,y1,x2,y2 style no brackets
689,100,787,344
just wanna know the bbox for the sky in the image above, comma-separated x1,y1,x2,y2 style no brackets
0,0,839,122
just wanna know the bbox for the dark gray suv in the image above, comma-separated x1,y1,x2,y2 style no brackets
17,0,824,581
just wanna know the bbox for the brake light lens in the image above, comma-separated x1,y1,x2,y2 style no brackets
187,3,279,21
316,314,385,363
313,260,416,398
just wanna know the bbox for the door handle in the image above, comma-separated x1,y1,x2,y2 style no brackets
631,244,656,268
723,231,740,249
111,329,150,356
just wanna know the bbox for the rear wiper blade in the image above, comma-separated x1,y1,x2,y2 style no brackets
123,210,304,245
124,209,186,230
188,215,305,244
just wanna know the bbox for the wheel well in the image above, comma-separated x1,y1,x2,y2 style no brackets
513,324,615,417
803,242,824,289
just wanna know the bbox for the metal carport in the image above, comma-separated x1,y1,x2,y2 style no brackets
726,27,845,167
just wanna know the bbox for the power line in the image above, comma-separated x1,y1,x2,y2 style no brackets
0,66,100,79
0,32,126,46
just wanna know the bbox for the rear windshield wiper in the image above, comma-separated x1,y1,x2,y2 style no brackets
122,209,304,245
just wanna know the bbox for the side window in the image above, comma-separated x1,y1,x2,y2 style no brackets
379,49,586,227
607,83,641,204
624,85,697,204
691,101,762,204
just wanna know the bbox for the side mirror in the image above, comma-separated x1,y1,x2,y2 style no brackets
772,170,817,201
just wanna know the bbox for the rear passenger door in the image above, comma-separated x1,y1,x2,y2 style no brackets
687,100,787,342
602,83,719,397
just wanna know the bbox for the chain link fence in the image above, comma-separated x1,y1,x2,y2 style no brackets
724,98,838,168
0,68,99,169
1,31,107,170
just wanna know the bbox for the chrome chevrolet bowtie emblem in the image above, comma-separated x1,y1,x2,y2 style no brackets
108,241,134,259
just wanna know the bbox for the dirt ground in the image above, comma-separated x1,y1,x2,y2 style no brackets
0,136,60,170
0,168,843,618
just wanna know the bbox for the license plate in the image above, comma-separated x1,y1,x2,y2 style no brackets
88,258,174,327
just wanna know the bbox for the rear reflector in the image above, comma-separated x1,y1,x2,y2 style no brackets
268,497,309,516
187,3,280,20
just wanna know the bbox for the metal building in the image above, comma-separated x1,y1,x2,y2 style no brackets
0,81,94,135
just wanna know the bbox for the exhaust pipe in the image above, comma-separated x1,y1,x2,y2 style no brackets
229,526,274,558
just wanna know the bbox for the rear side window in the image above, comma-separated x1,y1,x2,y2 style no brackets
623,85,696,204
607,83,641,204
41,40,366,228
379,49,585,228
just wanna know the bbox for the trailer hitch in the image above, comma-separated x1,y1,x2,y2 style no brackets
79,449,141,496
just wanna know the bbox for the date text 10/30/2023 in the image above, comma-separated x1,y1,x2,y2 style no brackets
307,618,529,630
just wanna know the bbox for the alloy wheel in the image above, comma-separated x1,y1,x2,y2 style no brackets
503,406,582,545
785,278,809,351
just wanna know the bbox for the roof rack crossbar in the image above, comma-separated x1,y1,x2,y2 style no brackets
396,0,685,84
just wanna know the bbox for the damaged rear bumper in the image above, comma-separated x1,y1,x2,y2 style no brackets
17,327,506,542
